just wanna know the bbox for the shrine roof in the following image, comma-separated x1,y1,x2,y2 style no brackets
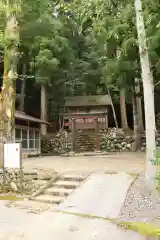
65,95,111,107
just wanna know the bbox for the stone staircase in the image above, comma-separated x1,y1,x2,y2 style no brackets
34,173,88,204
76,130,96,152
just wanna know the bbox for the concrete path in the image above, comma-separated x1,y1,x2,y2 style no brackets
0,172,145,239
0,200,34,238
24,211,145,240
22,172,144,239
56,172,134,218
24,152,145,174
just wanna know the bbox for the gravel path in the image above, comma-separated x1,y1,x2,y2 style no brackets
118,174,160,225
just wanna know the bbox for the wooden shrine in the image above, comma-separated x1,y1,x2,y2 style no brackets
64,95,111,152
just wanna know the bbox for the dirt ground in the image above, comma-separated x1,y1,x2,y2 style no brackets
24,152,145,174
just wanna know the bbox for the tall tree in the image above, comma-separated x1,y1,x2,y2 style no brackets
41,85,47,135
135,0,156,186
132,84,140,151
1,0,20,140
135,77,144,132
116,48,129,131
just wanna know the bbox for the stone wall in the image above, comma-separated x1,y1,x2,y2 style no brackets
0,168,56,194
100,132,133,152
140,135,160,152
41,129,160,154
100,129,160,152
41,133,71,154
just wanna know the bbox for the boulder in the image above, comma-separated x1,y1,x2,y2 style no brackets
10,182,18,192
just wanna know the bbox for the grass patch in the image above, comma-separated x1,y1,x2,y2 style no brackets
104,172,117,175
117,221,160,237
0,194,24,201
104,172,138,177
156,173,160,193
155,149,160,193
126,172,138,177
54,209,117,222
54,210,160,237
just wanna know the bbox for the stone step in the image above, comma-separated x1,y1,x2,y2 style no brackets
60,174,85,182
35,195,64,204
45,187,73,197
53,180,80,189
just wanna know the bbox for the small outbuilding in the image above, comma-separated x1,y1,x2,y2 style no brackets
14,111,48,156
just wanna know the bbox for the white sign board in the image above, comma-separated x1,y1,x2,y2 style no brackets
4,143,21,169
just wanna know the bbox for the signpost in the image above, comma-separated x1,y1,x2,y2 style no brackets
3,142,23,194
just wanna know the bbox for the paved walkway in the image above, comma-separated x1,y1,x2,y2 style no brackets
56,172,134,218
24,152,145,174
0,153,146,239
0,172,146,239
23,172,144,240
24,212,144,240
0,200,34,238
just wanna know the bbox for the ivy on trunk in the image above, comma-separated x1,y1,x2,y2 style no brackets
1,1,20,141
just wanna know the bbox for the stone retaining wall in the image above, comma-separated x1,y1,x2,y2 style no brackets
41,133,71,154
100,129,160,152
100,133,133,152
0,169,56,194
41,129,160,154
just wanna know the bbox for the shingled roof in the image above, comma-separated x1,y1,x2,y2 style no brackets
65,95,111,107
15,111,49,124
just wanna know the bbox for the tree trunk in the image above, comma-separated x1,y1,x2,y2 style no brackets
1,7,19,141
20,64,26,112
107,88,118,128
41,85,47,136
120,88,129,131
132,90,140,151
135,78,144,133
116,49,129,132
135,0,156,187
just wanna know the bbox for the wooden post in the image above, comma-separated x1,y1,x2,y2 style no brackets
0,141,4,168
71,118,76,152
20,143,23,195
95,117,100,152
2,142,6,193
105,111,108,129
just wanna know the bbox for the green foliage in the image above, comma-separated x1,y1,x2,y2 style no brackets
82,0,160,103
1,0,160,119
118,221,160,237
